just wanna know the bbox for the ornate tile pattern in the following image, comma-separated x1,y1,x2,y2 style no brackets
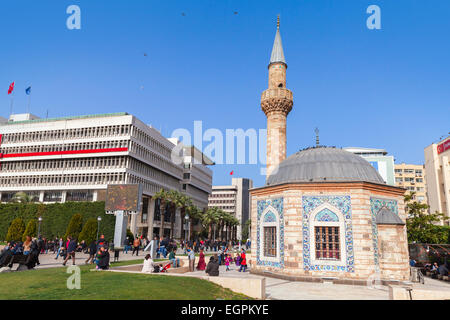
256,197,284,268
315,208,339,222
369,198,398,270
263,211,277,223
302,195,355,273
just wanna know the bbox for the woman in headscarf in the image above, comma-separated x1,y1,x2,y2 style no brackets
141,254,154,273
196,248,206,271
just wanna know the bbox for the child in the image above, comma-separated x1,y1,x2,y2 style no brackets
235,252,241,267
225,254,232,271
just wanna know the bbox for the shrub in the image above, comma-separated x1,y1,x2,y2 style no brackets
64,213,83,241
78,218,98,245
126,229,134,242
6,218,26,242
22,219,37,241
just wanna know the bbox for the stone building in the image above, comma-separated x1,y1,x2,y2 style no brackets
249,18,410,283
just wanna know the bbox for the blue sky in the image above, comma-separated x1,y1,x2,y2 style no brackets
1,1,449,187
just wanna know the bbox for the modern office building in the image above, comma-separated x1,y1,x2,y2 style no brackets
208,177,253,240
394,163,427,205
0,112,213,238
424,136,450,224
343,147,395,186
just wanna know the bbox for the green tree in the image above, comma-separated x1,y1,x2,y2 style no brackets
64,213,83,241
78,218,98,244
6,218,26,242
405,192,449,244
202,207,220,239
126,229,134,242
22,219,37,241
242,219,251,242
186,205,202,241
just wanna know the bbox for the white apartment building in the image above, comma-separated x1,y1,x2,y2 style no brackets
0,112,213,239
424,136,450,224
208,178,253,240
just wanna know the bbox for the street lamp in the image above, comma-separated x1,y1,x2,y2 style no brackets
184,214,189,244
37,216,42,237
97,216,102,241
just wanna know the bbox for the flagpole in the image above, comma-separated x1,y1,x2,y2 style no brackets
9,90,14,117
27,92,31,114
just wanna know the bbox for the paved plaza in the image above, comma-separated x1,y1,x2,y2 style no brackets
5,248,450,300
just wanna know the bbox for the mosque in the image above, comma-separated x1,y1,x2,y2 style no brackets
249,17,410,284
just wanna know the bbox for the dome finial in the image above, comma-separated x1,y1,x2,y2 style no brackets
315,127,320,147
277,14,280,29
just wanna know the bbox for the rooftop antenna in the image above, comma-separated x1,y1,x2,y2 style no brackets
315,127,319,147
277,14,280,29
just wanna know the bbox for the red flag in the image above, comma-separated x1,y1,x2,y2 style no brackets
230,170,234,175
7,82,14,95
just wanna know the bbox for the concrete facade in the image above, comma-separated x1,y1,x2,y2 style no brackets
208,178,253,240
394,163,427,205
424,136,450,223
0,112,213,240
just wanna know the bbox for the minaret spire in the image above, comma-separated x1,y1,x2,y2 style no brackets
270,15,286,67
261,16,294,180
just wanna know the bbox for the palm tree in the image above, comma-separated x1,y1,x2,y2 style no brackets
167,190,180,239
173,193,192,240
186,205,202,241
215,209,228,241
11,192,37,203
203,207,220,239
153,189,171,238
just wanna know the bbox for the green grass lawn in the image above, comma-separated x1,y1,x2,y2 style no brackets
0,263,251,300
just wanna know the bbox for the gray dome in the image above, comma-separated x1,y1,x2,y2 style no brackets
267,147,385,186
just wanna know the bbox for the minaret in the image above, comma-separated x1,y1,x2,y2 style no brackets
261,15,294,179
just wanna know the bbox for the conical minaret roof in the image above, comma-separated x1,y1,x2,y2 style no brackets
269,15,286,66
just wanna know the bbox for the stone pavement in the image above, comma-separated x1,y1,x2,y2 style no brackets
32,249,147,269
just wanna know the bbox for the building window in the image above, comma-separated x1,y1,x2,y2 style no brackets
315,226,340,260
263,227,277,257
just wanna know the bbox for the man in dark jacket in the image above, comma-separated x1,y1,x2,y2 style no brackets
205,255,219,276
63,237,77,266
85,240,97,264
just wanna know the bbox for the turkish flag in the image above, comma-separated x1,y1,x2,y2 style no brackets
230,170,234,175
7,82,14,95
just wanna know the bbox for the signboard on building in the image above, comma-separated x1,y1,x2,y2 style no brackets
105,184,142,213
437,138,450,155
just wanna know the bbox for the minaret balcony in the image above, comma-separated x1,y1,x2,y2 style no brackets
261,88,293,115
261,88,293,101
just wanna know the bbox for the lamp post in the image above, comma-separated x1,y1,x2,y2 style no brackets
184,214,189,244
97,216,102,241
38,216,42,237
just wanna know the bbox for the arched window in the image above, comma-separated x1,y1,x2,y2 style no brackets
310,205,346,267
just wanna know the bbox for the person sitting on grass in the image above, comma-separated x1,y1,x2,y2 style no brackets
205,255,219,277
95,246,110,270
141,254,154,273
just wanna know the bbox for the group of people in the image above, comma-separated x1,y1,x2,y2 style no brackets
424,261,449,278
0,236,42,269
123,235,177,259
188,247,248,275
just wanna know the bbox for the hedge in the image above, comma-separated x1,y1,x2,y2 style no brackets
0,202,115,242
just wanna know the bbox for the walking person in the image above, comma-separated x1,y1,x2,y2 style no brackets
239,249,247,272
63,237,77,266
132,237,140,256
85,240,97,264
123,237,130,254
187,247,195,272
196,248,206,271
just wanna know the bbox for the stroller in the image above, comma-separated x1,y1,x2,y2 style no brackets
153,262,171,273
